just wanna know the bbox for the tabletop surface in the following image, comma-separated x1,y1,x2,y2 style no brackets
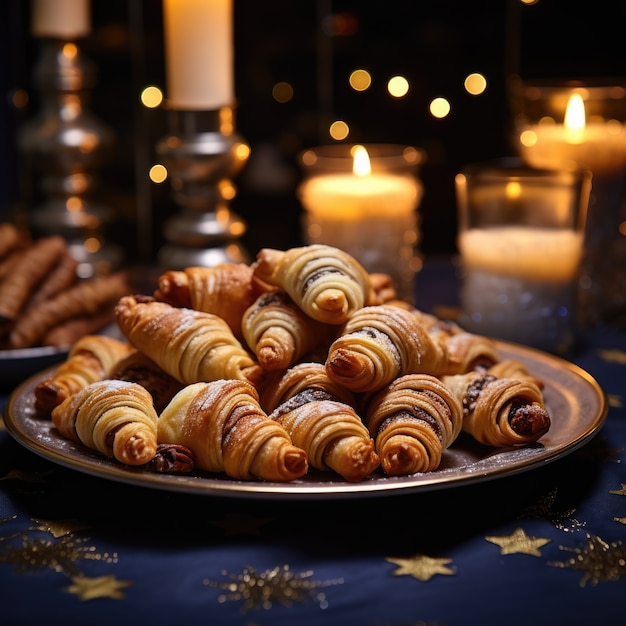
1,257,625,626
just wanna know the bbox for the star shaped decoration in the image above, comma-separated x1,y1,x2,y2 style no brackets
30,518,91,538
615,517,626,525
65,574,133,601
608,394,622,409
386,555,456,581
597,349,626,365
208,512,272,536
609,483,626,496
485,528,551,556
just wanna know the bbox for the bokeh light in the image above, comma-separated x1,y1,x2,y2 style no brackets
141,86,163,108
429,97,451,118
349,69,371,91
387,76,409,98
329,120,350,140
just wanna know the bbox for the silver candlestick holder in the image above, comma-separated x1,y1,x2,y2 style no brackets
155,106,250,269
17,38,123,278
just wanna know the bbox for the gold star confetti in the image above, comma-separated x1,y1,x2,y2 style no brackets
548,533,626,586
597,349,626,364
65,574,133,601
521,487,586,532
208,512,272,536
0,534,117,576
609,483,626,496
608,394,622,409
30,518,91,538
204,564,343,612
485,528,551,556
615,517,626,525
386,555,456,581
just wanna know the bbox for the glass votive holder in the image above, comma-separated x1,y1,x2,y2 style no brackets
509,77,626,327
455,158,592,356
297,143,426,303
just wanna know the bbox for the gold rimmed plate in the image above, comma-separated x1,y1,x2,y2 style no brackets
4,342,607,499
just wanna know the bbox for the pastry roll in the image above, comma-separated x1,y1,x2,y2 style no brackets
34,334,134,417
365,374,463,475
241,291,331,370
441,371,551,447
51,379,158,466
251,244,370,325
263,363,379,482
158,379,308,482
0,235,66,323
325,304,449,393
154,263,259,339
114,295,265,388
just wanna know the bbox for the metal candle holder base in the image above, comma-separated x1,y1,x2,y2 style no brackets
17,39,123,278
155,107,250,269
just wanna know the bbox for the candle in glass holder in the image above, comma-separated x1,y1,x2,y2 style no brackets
512,79,626,326
162,0,233,110
298,144,425,303
455,159,591,355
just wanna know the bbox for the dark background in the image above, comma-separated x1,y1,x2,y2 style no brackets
1,0,625,265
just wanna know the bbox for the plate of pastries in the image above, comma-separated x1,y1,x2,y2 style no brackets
4,241,607,498
0,223,129,387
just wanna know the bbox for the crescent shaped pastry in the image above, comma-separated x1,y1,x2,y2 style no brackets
34,334,134,417
51,379,158,466
114,295,264,388
158,379,308,482
365,374,463,475
154,263,259,339
264,363,379,482
441,371,551,447
325,304,449,393
251,244,370,325
242,291,332,370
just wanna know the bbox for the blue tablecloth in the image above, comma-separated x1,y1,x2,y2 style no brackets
1,258,625,626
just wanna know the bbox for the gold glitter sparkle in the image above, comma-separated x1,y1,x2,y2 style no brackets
521,487,586,532
548,533,626,586
204,564,343,612
609,483,626,496
485,528,551,556
0,534,117,576
597,349,626,364
30,518,91,538
65,574,133,601
386,555,456,581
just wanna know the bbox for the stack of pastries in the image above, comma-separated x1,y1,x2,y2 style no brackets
33,244,552,483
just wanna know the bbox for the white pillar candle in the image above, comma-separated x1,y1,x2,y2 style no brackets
163,0,234,110
299,145,423,301
32,0,90,39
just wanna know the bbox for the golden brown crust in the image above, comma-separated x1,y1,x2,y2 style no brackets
34,335,134,417
0,235,67,323
242,291,333,371
264,363,379,481
365,374,463,475
8,272,129,349
158,380,308,481
441,371,551,447
154,263,260,339
114,295,265,388
251,244,371,325
51,379,158,466
325,304,449,393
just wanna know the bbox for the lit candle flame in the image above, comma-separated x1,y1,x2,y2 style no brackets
564,93,586,143
352,145,372,176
